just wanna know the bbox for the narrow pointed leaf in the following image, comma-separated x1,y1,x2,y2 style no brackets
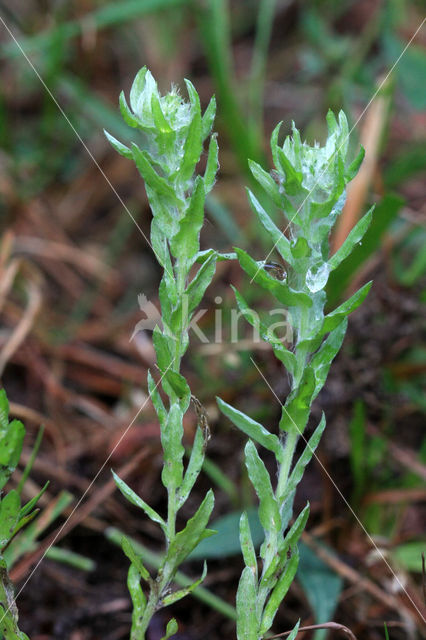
19,482,49,519
246,189,292,262
236,566,258,640
128,563,146,621
204,134,219,193
286,414,326,497
131,143,182,205
121,535,151,583
161,403,185,490
177,427,206,508
119,91,140,128
217,397,282,458
147,370,167,427
112,471,167,532
167,490,215,567
276,147,304,195
162,562,207,606
201,95,216,140
280,367,316,434
239,512,257,579
245,441,280,534
235,248,312,308
186,252,217,314
322,281,372,334
170,177,205,260
311,319,348,399
248,160,282,208
279,503,310,554
259,551,299,636
328,206,374,271
129,66,148,114
345,145,365,182
0,490,20,549
104,130,132,159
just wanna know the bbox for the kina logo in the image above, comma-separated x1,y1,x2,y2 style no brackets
130,294,164,341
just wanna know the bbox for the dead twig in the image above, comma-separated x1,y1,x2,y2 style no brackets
0,277,42,376
270,621,358,639
302,531,421,624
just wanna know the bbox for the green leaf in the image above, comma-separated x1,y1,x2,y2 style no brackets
282,621,301,640
201,95,216,140
0,490,20,549
153,326,174,372
19,482,49,519
345,145,365,182
112,471,167,533
235,247,312,309
161,403,185,490
236,566,258,640
270,121,283,169
131,143,182,206
177,427,206,509
328,207,374,271
280,367,316,434
248,160,282,208
244,440,280,534
0,419,25,491
127,563,147,622
185,252,217,314
163,371,191,409
162,562,207,606
276,147,304,195
170,177,205,260
286,414,326,497
322,281,372,334
151,92,173,134
121,535,151,583
160,618,179,640
204,134,219,193
119,91,140,128
239,512,257,579
129,66,148,114
311,319,348,399
151,219,176,272
246,189,292,263
259,550,299,636
217,397,282,459
180,80,203,183
167,490,215,567
104,129,132,159
280,504,310,554
194,249,237,264
0,389,9,430
147,370,167,427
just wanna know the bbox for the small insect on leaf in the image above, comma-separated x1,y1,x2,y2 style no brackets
262,261,287,281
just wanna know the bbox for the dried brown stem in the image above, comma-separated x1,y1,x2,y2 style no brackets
270,621,358,639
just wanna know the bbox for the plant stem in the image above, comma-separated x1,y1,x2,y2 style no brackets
106,527,238,622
